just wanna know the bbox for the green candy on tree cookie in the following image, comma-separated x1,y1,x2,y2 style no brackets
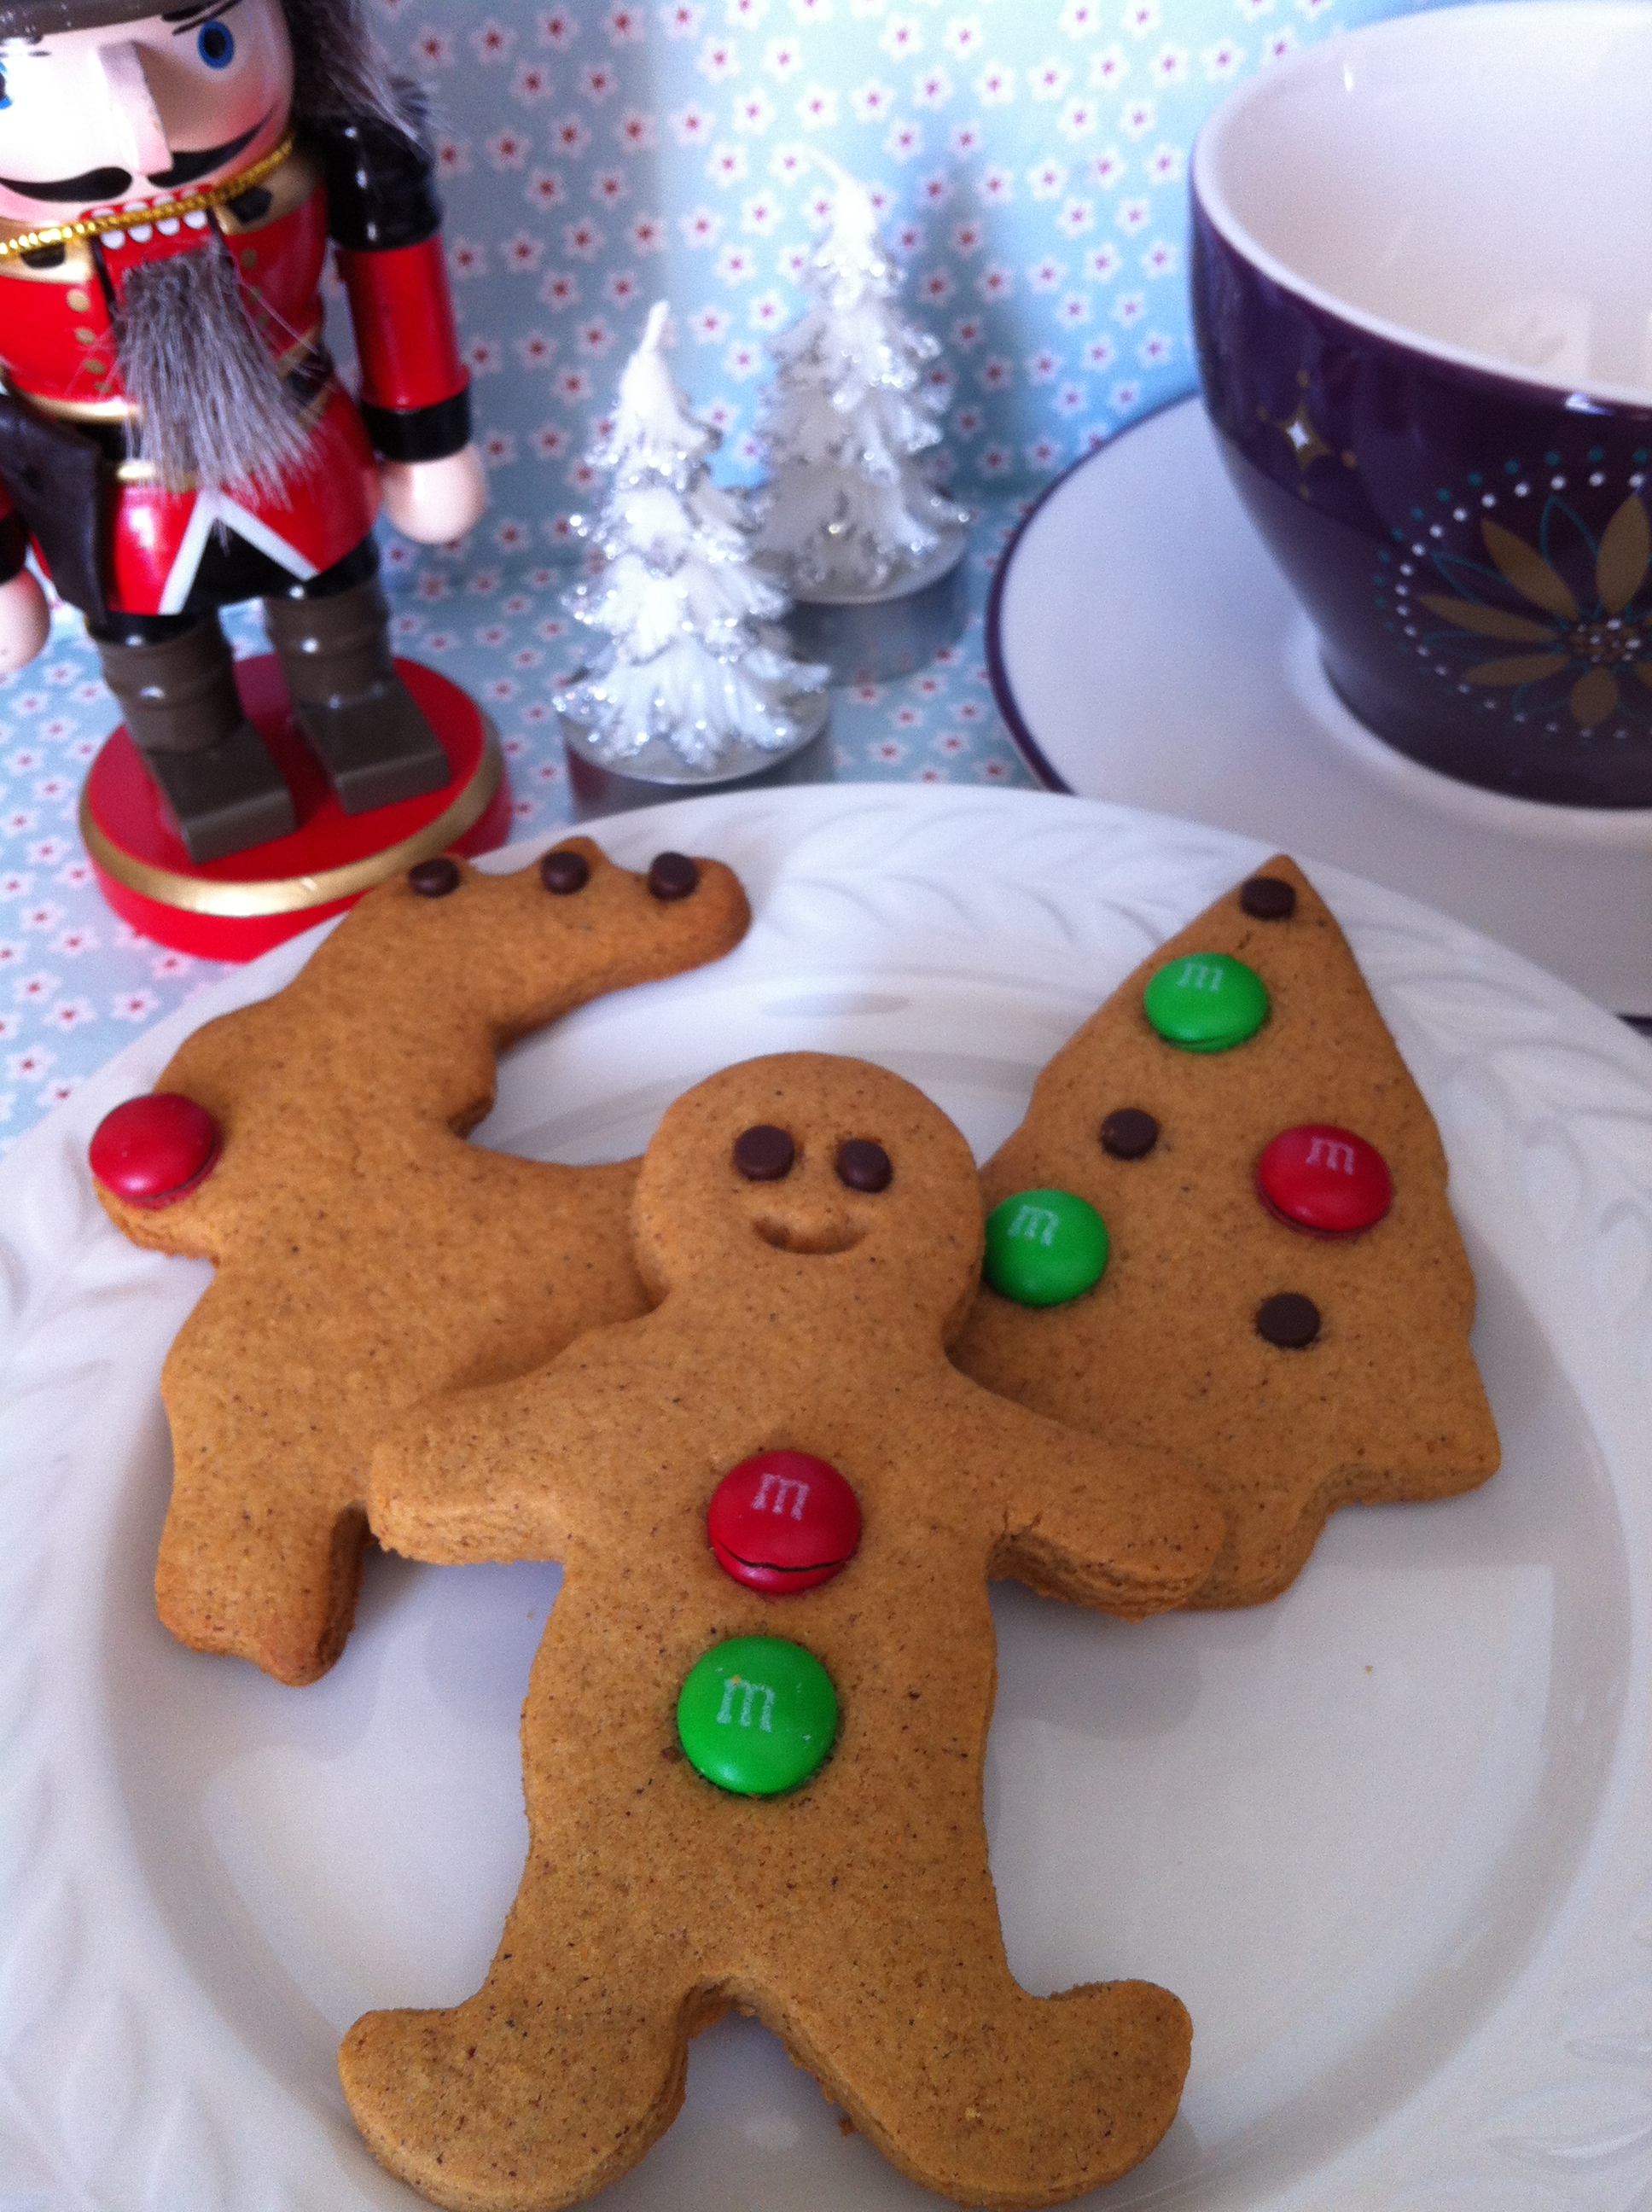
1143,952,1269,1051
984,1187,1109,1307
677,1635,838,1796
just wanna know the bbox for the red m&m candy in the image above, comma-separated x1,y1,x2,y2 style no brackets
88,1092,222,1208
1256,1124,1392,1237
707,1451,862,1595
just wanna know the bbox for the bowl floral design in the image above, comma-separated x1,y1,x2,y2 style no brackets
1400,489,1650,735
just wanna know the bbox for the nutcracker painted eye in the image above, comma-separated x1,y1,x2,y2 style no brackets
197,20,236,67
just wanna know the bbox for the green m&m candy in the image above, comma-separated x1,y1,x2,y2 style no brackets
1143,952,1269,1051
984,1188,1108,1307
677,1635,838,1795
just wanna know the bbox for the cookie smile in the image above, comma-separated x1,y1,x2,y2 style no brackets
752,1209,864,1256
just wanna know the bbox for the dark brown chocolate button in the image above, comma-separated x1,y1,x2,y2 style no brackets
836,1138,892,1192
734,1124,794,1181
1240,875,1296,921
649,852,699,901
408,857,461,898
1101,1108,1159,1160
539,847,590,895
1255,1292,1320,1348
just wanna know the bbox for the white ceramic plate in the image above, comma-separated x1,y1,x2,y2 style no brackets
986,397,1652,1016
3,784,1651,2212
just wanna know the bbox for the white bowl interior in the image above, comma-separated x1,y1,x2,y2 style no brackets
1193,1,1652,405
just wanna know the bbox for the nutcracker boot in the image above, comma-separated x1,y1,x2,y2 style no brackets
263,575,450,813
95,615,297,864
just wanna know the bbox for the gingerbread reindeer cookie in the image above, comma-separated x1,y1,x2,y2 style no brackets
955,856,1499,1608
344,1052,1224,2212
89,841,749,1685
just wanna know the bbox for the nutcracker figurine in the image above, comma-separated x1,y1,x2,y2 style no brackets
0,0,486,863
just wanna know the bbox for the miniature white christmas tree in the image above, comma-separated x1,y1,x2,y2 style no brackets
558,302,829,774
755,160,969,600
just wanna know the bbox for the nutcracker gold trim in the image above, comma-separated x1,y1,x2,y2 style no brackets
0,235,96,284
0,133,298,261
216,142,320,233
79,719,503,917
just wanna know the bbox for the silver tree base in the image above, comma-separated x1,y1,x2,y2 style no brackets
782,529,969,685
561,688,832,820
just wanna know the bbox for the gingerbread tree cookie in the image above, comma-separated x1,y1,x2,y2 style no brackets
89,841,749,1685
954,856,1499,1608
343,1052,1224,2212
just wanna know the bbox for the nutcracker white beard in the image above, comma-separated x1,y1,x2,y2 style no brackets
111,0,419,499
117,242,312,499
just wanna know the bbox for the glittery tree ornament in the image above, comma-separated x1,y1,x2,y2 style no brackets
557,303,829,777
754,161,969,605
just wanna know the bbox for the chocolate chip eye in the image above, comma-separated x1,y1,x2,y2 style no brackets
649,852,699,901
734,1125,794,1181
539,848,590,895
1255,1292,1320,1348
408,857,460,898
1100,1108,1158,1160
836,1138,891,1192
734,1132,796,1185
1240,875,1296,921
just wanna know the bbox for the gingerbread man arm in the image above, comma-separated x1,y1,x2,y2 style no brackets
368,1315,696,1565
943,1370,1225,1619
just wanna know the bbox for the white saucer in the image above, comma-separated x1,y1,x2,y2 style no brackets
986,398,1652,1015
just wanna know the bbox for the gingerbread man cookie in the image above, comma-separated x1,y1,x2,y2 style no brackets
89,841,750,1685
343,1052,1224,2211
954,857,1499,1608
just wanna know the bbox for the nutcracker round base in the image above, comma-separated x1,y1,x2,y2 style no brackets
782,531,970,686
79,657,510,962
562,690,832,820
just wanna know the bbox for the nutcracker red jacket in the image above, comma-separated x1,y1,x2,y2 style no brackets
0,116,468,619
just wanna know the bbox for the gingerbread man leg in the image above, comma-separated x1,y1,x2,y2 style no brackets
757,1860,1189,2209
154,1275,375,1684
155,1456,365,1685
716,1604,1191,2209
341,1918,718,2212
341,1600,725,2210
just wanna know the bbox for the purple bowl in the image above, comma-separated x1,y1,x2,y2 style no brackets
1190,2,1652,807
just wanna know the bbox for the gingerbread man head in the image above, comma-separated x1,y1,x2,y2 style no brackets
631,1051,986,1348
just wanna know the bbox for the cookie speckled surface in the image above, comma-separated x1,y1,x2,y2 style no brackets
955,856,1500,1609
346,1052,1223,2212
90,840,750,1685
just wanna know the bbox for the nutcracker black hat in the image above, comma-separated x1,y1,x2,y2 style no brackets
0,0,157,33
0,0,408,134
